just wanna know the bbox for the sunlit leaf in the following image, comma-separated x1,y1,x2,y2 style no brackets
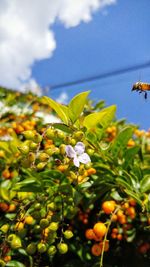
83,105,116,130
68,91,90,123
111,127,133,157
140,175,150,193
42,96,69,124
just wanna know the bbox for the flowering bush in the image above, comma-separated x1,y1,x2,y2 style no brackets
0,87,150,267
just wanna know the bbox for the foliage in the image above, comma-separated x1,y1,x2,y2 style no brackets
0,87,150,267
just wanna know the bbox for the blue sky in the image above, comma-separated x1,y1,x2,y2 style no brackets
32,0,150,130
0,1,149,129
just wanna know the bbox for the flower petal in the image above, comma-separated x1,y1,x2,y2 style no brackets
74,142,85,155
73,156,80,167
78,153,91,164
65,145,76,158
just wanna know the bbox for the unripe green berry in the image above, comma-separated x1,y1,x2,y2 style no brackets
63,230,73,239
57,131,65,139
18,144,29,155
53,147,60,155
45,148,54,156
26,243,37,255
48,245,57,256
37,162,47,170
59,144,66,155
10,236,22,249
46,128,55,139
57,243,68,254
87,148,94,156
40,218,49,229
0,260,5,267
1,224,9,233
70,138,76,146
23,130,35,140
74,131,84,140
38,152,49,162
34,203,41,210
47,202,56,211
30,141,38,151
37,242,47,253
28,152,36,163
49,222,59,232
34,133,42,143
85,162,92,169
7,234,17,243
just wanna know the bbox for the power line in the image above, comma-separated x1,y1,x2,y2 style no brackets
48,61,150,91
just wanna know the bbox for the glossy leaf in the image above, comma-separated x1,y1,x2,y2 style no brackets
6,261,26,267
123,146,140,168
52,123,73,133
111,127,133,157
83,105,116,130
140,175,150,193
68,91,90,123
42,96,69,125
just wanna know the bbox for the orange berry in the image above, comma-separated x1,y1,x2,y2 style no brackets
87,168,96,175
112,228,118,234
126,207,136,219
138,243,149,254
106,127,113,134
128,198,136,206
117,210,124,220
8,204,16,212
2,169,11,179
0,202,9,212
111,214,117,221
57,165,68,172
111,233,117,239
102,200,116,214
24,215,34,225
15,222,24,231
93,222,107,238
127,139,135,147
83,218,88,224
85,229,95,240
117,234,123,241
122,202,129,209
0,150,5,157
99,240,109,252
118,215,127,224
91,243,102,256
4,255,11,262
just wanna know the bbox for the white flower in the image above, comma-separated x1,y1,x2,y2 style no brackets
65,142,91,167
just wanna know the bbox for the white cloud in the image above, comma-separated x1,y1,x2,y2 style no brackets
56,92,69,104
0,0,116,92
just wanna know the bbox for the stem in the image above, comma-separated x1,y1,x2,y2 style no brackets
99,207,119,267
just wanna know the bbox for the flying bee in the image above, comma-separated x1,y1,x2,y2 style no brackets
132,82,150,99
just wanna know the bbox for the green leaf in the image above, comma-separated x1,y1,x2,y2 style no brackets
59,184,73,195
111,127,133,157
6,261,26,267
86,131,97,145
116,177,133,191
123,146,140,168
0,141,11,155
110,190,123,201
140,175,150,193
52,123,73,133
12,177,40,191
68,91,90,123
42,96,69,125
83,105,116,130
0,188,10,202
